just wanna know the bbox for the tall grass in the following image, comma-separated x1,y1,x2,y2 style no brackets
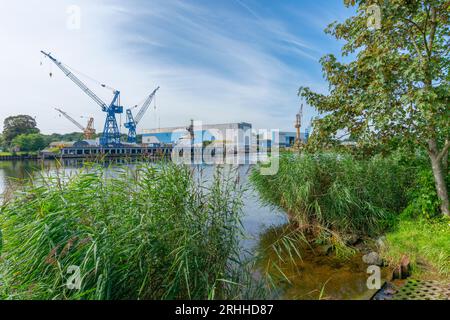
250,152,413,237
0,162,251,300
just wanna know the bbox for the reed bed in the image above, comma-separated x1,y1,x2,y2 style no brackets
250,152,414,238
0,162,252,300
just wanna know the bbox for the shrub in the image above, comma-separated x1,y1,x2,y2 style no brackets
402,168,449,220
0,163,246,300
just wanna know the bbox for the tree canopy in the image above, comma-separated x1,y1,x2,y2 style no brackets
300,0,449,215
2,115,40,146
11,134,47,152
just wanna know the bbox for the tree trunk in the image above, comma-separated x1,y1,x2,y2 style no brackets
428,139,449,216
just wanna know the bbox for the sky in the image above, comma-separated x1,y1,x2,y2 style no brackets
0,0,354,134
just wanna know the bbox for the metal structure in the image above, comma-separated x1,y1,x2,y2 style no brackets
124,86,159,143
187,119,195,145
41,51,123,146
373,280,450,300
294,103,303,148
55,108,95,140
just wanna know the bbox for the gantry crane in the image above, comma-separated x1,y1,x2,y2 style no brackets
55,108,95,140
41,51,123,146
124,86,160,143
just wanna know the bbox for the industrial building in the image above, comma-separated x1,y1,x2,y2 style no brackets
276,131,309,148
142,123,309,150
142,122,252,149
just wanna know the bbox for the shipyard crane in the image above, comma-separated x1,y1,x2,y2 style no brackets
124,86,160,143
294,103,303,148
40,51,123,146
55,108,96,140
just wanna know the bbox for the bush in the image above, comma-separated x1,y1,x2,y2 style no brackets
402,168,450,220
0,163,246,300
11,133,47,152
250,152,414,237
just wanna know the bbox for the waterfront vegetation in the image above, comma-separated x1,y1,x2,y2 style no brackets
382,217,449,280
0,163,258,300
251,152,413,237
250,151,449,281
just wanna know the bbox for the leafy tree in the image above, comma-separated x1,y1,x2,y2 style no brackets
2,115,40,146
11,134,47,152
0,134,4,150
300,0,449,216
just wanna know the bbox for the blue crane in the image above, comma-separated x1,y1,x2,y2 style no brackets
124,86,160,143
40,51,123,146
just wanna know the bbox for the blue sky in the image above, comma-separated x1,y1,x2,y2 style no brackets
0,0,355,134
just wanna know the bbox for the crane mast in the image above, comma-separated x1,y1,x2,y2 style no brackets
124,86,160,143
41,51,123,146
55,108,96,140
294,103,303,149
55,108,84,131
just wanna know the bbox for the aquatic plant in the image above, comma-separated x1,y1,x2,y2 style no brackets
250,152,414,237
0,162,252,300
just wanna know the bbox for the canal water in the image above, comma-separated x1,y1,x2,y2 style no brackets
0,160,380,300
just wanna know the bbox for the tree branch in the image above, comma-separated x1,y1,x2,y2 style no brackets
437,139,450,162
428,7,437,57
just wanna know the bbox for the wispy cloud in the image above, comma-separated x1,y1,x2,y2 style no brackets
0,0,350,134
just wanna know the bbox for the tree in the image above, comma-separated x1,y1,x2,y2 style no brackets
0,134,4,150
2,115,40,146
299,0,449,216
11,134,47,152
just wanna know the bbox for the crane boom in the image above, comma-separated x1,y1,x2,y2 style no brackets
41,51,109,111
41,50,123,146
124,86,159,143
135,86,160,124
55,108,85,131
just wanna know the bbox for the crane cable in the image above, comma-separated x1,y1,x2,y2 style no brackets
61,62,116,93
40,56,116,93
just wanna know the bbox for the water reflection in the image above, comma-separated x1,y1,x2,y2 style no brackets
256,224,388,300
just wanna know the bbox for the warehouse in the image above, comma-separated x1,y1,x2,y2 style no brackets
142,122,252,151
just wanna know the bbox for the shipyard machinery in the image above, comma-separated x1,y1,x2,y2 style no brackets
41,51,123,146
55,108,96,140
124,86,160,143
294,103,303,149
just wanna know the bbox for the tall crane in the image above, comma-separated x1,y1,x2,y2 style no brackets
294,103,303,148
40,51,123,146
55,108,96,140
124,86,160,143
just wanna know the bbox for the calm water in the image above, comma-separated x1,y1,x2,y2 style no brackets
0,160,381,300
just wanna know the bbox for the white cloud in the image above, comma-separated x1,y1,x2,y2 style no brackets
0,0,330,135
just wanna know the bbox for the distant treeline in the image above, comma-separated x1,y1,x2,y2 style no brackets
0,114,141,152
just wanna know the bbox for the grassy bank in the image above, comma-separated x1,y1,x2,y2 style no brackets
250,152,413,239
382,217,449,280
0,163,253,300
